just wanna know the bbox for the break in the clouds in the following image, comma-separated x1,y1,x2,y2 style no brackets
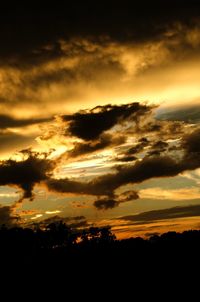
157,103,200,123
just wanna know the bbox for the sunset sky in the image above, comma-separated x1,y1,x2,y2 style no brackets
1,1,200,238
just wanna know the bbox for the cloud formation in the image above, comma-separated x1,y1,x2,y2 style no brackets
94,190,139,210
0,1,199,65
119,204,200,224
0,131,35,153
45,126,200,201
0,114,50,129
0,150,55,202
62,102,151,141
67,133,126,158
181,128,200,154
0,205,20,227
0,20,200,117
94,199,119,210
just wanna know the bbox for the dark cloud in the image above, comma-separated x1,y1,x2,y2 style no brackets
125,138,149,155
119,204,200,224
181,128,200,154
0,150,55,202
152,141,168,150
46,177,98,196
94,199,119,210
135,119,184,138
139,122,162,133
46,156,182,197
62,102,151,141
47,170,141,208
0,1,199,65
115,137,149,162
114,155,138,163
67,133,126,158
148,140,169,156
0,114,50,129
90,156,185,195
0,205,20,227
94,190,139,210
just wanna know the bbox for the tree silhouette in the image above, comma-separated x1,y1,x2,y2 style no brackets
0,223,200,269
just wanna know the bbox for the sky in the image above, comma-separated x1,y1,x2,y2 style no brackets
1,1,200,238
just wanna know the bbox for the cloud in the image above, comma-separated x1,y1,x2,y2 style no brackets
119,204,200,224
0,3,199,120
0,2,199,65
114,155,138,163
140,187,200,200
118,190,139,202
94,199,119,210
0,150,55,202
0,205,20,227
147,140,169,156
125,138,149,155
0,114,50,129
46,177,97,196
151,140,168,150
90,156,185,195
45,126,200,200
135,118,185,137
0,27,200,118
66,133,126,158
0,131,35,153
0,103,198,213
46,156,182,196
93,190,139,210
62,102,152,141
181,128,200,154
0,2,199,228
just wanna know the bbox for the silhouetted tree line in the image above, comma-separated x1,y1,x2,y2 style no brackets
1,222,200,269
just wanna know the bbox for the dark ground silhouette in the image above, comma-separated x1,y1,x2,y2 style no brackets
1,222,199,296
1,222,200,270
